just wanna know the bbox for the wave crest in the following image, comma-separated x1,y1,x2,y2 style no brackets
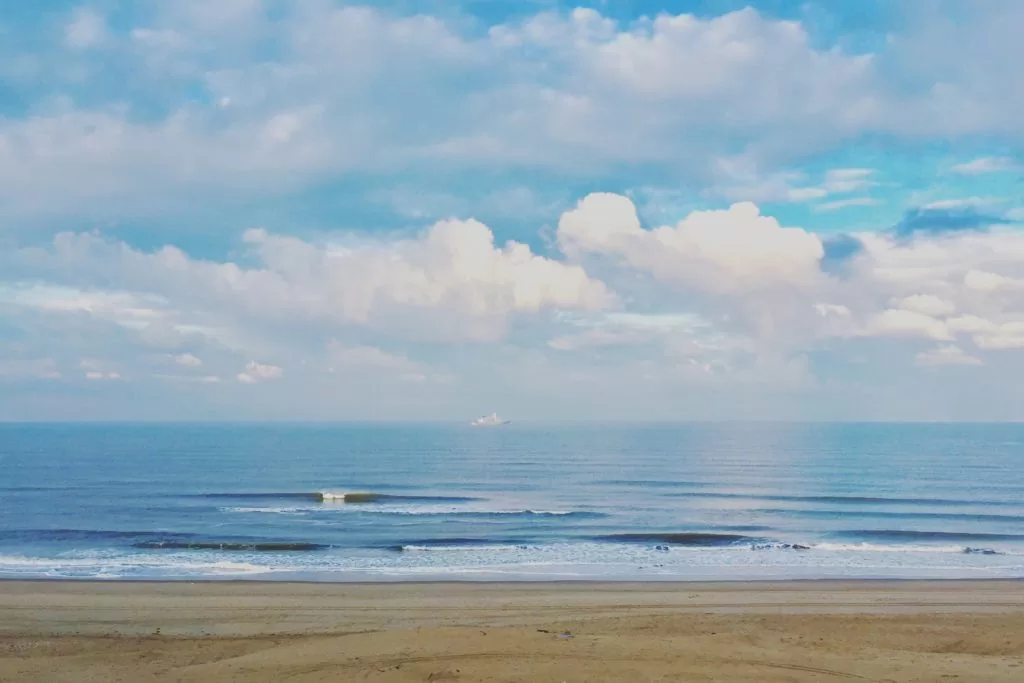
594,533,756,547
133,540,328,552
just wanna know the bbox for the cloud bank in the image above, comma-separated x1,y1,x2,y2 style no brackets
2,1,1024,420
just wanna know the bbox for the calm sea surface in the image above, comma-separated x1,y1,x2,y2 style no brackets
2,423,1023,580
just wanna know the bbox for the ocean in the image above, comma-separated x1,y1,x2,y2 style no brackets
2,422,1023,581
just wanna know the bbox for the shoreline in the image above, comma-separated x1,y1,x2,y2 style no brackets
2,577,1024,589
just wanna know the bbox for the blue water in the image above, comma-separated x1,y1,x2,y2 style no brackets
2,423,1024,581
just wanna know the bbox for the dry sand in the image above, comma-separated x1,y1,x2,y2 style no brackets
2,580,1023,681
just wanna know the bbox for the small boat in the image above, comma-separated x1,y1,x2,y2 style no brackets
471,412,510,427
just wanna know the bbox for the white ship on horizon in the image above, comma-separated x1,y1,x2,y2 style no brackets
471,412,510,427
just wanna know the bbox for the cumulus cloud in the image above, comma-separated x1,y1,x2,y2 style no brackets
4,185,1024,417
894,294,956,317
915,345,982,367
11,196,1024,388
828,225,1024,359
3,3,1021,220
8,2,1024,420
967,322,1024,351
13,216,611,343
550,194,1024,371
173,353,202,367
237,361,282,384
964,269,1024,292
864,309,952,341
558,193,824,293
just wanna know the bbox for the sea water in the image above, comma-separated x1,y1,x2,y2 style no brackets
2,422,1023,581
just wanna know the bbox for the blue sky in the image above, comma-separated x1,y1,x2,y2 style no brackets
1,0,1024,421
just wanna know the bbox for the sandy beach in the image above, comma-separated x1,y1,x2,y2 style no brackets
0,580,1022,681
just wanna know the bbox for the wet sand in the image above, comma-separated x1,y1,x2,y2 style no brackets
2,580,1023,681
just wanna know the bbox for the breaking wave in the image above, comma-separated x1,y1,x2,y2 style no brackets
381,538,535,552
219,506,604,519
133,540,328,552
833,529,1024,543
196,491,480,504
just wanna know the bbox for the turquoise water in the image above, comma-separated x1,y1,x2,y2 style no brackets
2,422,1024,580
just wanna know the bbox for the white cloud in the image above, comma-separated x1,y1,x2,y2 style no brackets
826,168,874,181
327,339,423,374
560,8,877,126
921,197,1002,210
548,328,646,351
964,269,1024,292
555,194,840,353
835,228,1024,359
950,157,1015,175
0,285,167,326
325,341,441,383
946,315,998,335
65,7,109,49
80,358,121,380
11,190,1024,418
557,193,824,293
85,371,121,380
864,309,952,341
814,197,879,212
894,294,955,317
547,312,713,352
4,5,1017,220
713,164,876,205
17,218,612,343
967,321,1024,351
237,361,282,384
915,345,982,367
814,303,852,317
821,168,876,193
156,373,222,383
711,167,825,203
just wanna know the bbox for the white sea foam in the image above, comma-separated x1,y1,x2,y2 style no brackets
221,501,584,517
3,540,1024,581
395,544,528,557
812,542,971,554
220,506,311,515
0,552,271,579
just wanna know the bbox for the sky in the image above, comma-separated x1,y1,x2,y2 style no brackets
2,0,1024,421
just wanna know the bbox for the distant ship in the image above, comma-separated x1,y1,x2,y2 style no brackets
471,412,510,427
